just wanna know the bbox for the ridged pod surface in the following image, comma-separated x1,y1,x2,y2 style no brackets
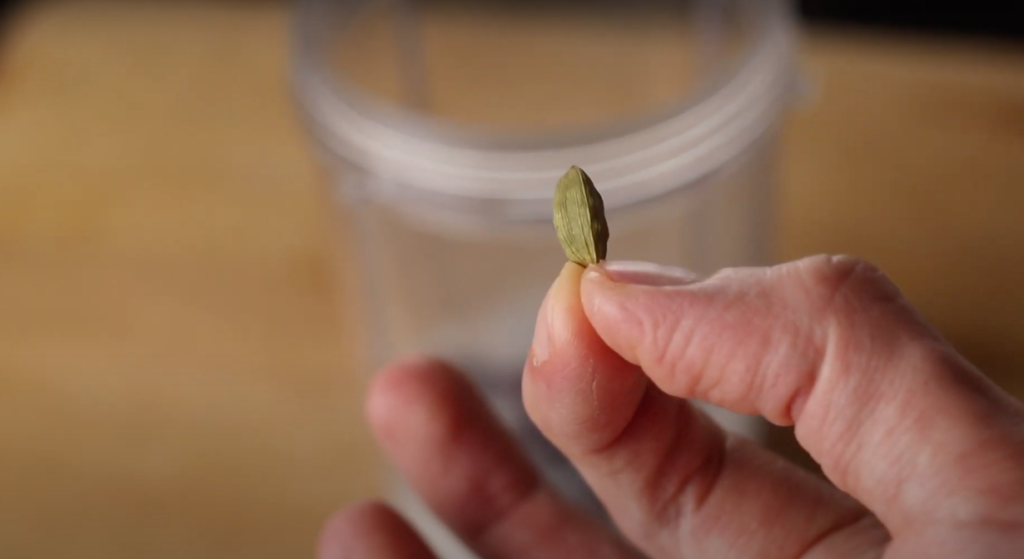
553,166,609,267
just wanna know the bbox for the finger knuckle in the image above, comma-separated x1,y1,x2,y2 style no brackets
794,254,901,311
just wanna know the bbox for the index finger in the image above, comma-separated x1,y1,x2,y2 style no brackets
581,255,1024,533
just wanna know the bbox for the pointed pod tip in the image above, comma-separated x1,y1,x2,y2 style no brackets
561,165,581,181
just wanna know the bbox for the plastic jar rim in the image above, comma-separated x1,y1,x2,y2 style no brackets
290,0,797,212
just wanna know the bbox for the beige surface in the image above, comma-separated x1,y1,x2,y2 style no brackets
1,1,1023,558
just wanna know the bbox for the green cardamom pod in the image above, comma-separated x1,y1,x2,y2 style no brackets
553,166,609,267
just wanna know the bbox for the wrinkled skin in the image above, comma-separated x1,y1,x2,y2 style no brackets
321,256,1024,559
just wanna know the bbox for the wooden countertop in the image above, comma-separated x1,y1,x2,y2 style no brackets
1,2,1022,558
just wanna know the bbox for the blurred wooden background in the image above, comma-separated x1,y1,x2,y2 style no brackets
1,1,1023,558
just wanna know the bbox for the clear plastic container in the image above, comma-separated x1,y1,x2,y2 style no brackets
291,1,796,556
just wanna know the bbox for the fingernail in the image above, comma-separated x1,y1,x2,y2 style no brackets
591,260,701,286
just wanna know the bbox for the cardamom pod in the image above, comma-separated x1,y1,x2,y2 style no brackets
553,166,609,267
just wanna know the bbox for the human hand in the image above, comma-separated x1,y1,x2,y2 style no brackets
320,256,1024,558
